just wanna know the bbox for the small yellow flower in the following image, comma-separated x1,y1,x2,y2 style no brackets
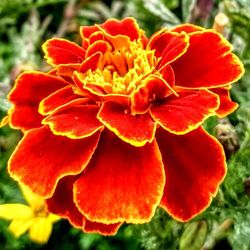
0,184,60,244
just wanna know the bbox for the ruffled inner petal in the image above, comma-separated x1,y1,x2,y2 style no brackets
131,75,175,115
42,38,86,66
97,102,157,146
148,30,189,66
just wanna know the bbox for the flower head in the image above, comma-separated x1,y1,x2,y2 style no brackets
0,184,60,244
3,18,244,235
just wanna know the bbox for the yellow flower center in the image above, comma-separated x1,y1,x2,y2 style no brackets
33,204,48,218
84,41,160,95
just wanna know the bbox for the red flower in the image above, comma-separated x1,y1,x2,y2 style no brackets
4,18,244,235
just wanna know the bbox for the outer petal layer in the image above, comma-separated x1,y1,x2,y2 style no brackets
46,176,84,228
42,38,86,66
8,126,100,197
171,24,205,33
212,88,238,117
83,220,122,236
97,102,157,146
8,72,68,131
43,105,103,139
74,130,165,224
171,31,244,88
157,127,226,221
150,89,219,134
46,175,121,235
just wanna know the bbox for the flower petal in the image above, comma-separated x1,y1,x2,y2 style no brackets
150,89,219,134
46,176,84,228
43,105,103,139
212,87,238,117
42,38,86,66
86,40,112,58
148,30,189,66
80,18,141,50
74,130,165,224
39,86,83,115
8,105,45,131
8,72,68,131
157,127,226,221
8,126,100,197
97,102,157,146
19,184,45,211
131,75,175,115
171,24,204,33
171,31,245,88
80,52,103,73
100,17,140,41
46,175,121,235
56,64,81,78
29,218,52,244
83,220,122,236
0,204,33,219
8,218,34,238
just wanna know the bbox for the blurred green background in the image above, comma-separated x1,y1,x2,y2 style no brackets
1,0,250,249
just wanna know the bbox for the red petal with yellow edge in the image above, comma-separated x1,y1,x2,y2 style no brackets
81,17,140,41
86,40,112,58
101,17,140,41
39,85,81,115
80,52,102,73
148,30,189,66
171,24,204,33
80,25,99,40
171,31,245,88
46,176,83,228
156,127,226,221
56,64,81,78
42,38,86,66
8,105,44,131
46,175,122,235
212,88,238,117
8,126,100,197
8,72,68,131
150,89,219,135
131,75,175,115
74,130,165,224
160,65,175,88
97,102,157,146
43,105,103,139
83,220,122,236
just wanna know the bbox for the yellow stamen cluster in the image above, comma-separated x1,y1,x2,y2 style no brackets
84,41,159,95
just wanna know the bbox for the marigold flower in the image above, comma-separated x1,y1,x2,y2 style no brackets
0,184,60,244
2,18,244,235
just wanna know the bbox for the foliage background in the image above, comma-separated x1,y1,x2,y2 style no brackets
0,0,250,249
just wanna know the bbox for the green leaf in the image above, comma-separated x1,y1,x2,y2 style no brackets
143,0,180,26
182,0,197,22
